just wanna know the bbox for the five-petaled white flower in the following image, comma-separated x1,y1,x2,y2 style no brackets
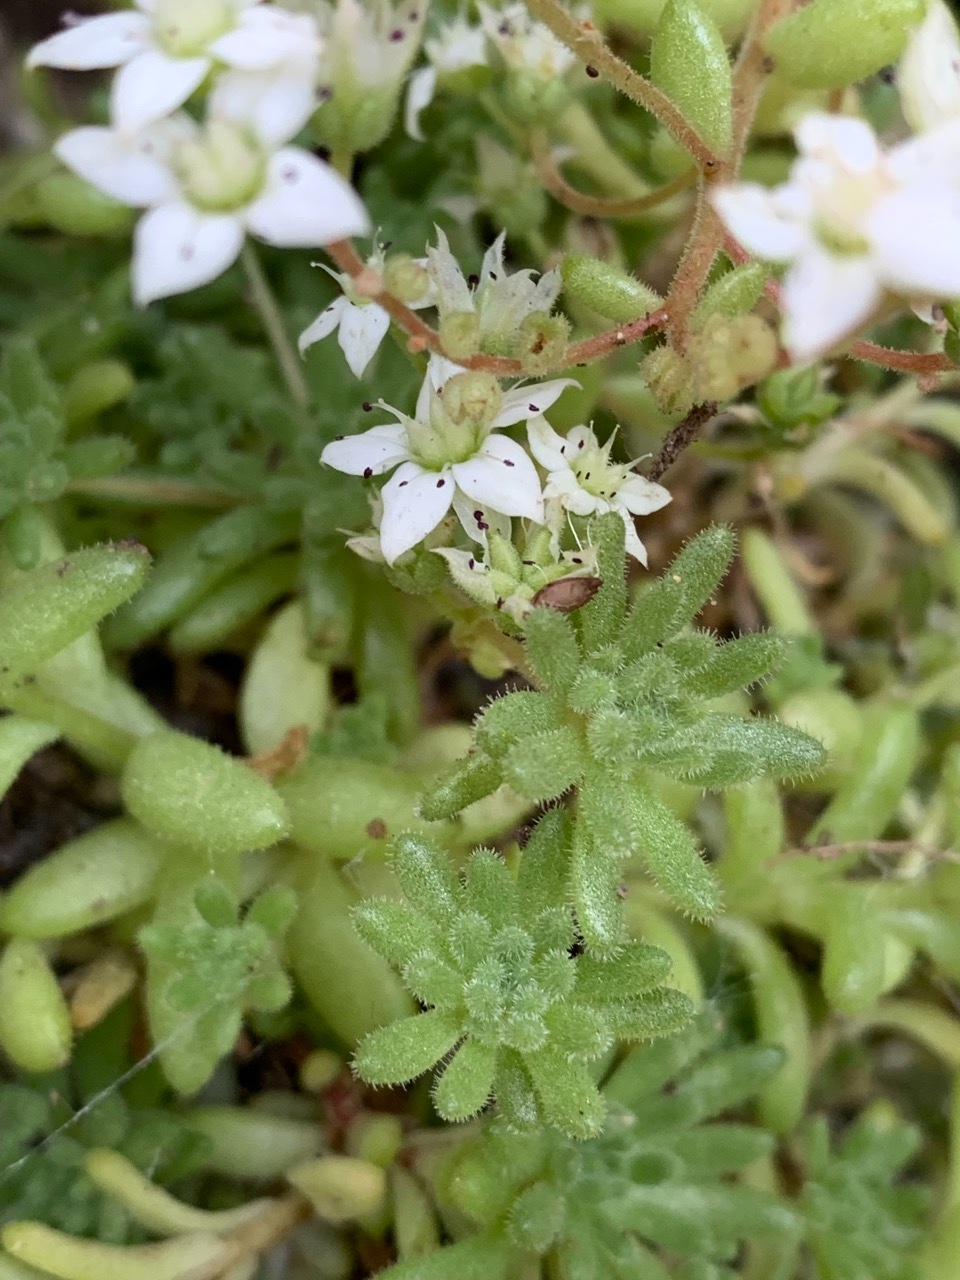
53,79,369,307
320,357,577,564
712,112,960,363
405,17,488,140
28,0,320,135
527,420,671,565
477,2,576,80
299,248,433,379
898,0,960,135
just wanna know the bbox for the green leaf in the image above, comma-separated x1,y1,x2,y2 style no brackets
517,809,572,918
389,834,460,923
671,1123,775,1177
0,715,59,804
403,953,463,1007
503,726,585,802
628,787,721,919
677,1044,787,1120
576,943,674,1000
651,0,733,158
372,1234,516,1280
0,543,150,694
525,1048,606,1140
578,512,629,654
764,0,925,90
475,689,562,748
523,606,582,694
418,751,503,820
676,715,826,787
353,899,440,968
682,632,788,698
433,1039,497,1121
605,987,695,1041
121,730,290,857
820,888,888,1015
623,577,689,659
570,823,627,954
354,1010,462,1086
463,849,517,931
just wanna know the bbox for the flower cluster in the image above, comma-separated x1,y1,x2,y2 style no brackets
29,0,372,303
712,0,960,362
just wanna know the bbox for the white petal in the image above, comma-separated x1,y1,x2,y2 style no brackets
404,66,438,140
54,124,180,207
544,468,596,516
452,434,544,522
209,7,319,69
209,68,315,147
619,509,650,566
27,12,149,70
380,462,456,564
415,354,465,420
495,378,579,427
526,414,569,471
244,147,370,247
898,0,960,134
320,423,411,475
111,50,210,133
794,112,880,174
452,492,510,545
338,304,391,378
426,227,474,314
711,183,807,262
780,248,881,363
133,202,244,305
888,119,960,188
616,474,672,516
298,296,347,353
869,187,960,298
480,231,507,285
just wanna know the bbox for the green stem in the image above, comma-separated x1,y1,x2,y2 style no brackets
554,103,652,201
66,474,243,508
240,243,309,411
4,686,136,772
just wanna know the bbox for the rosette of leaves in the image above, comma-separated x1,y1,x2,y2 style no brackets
0,337,134,569
379,1013,799,1280
421,513,826,951
353,822,694,1139
0,1082,206,1241
796,1112,928,1280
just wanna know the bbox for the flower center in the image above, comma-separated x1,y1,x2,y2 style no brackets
154,0,235,57
174,120,266,212
811,166,889,256
407,372,504,469
571,443,627,501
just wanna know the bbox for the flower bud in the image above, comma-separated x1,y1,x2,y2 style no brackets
383,253,431,303
175,121,264,211
690,313,778,401
641,344,696,415
900,1,960,132
764,0,925,90
513,312,571,374
561,255,662,323
441,371,503,426
439,311,481,360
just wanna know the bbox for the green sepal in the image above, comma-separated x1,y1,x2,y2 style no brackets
628,787,721,919
433,1039,498,1121
651,0,733,157
353,1009,463,1086
502,725,586,801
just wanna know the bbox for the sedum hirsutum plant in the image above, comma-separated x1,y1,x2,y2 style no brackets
5,0,960,1275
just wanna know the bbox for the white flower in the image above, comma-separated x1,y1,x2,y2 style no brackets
427,228,561,346
712,112,960,363
299,248,433,378
54,84,369,306
27,0,321,134
320,357,577,564
899,0,960,134
405,17,487,140
477,2,576,80
527,420,671,565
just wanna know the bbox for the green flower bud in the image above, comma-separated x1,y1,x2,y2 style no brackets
641,344,696,415
504,72,571,125
690,313,778,401
34,173,134,238
561,255,662,323
439,311,481,361
383,253,430,303
442,371,504,426
592,0,758,42
513,312,571,374
694,262,767,321
764,0,925,89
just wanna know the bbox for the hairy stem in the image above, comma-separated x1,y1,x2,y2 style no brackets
531,130,695,219
241,243,310,411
